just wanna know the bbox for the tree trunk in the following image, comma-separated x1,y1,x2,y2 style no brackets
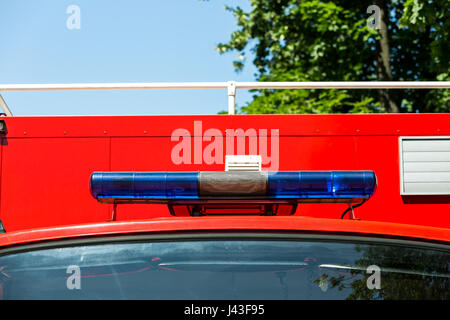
375,0,400,113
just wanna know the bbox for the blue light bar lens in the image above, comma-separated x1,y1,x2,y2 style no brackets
90,171,376,202
90,172,199,200
267,171,376,199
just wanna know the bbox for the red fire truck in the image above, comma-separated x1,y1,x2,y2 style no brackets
0,85,449,299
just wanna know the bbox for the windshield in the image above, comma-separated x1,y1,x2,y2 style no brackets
0,236,448,300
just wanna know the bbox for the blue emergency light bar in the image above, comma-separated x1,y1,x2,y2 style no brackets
90,171,376,204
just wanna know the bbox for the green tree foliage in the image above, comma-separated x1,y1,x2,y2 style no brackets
216,0,449,114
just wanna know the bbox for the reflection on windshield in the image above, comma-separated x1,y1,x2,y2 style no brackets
0,239,448,299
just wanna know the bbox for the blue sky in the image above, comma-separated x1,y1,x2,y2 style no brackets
0,0,257,116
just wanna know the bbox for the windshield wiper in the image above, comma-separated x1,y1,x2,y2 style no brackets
158,260,308,272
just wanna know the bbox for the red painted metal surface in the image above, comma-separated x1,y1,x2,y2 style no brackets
0,114,449,232
0,217,449,248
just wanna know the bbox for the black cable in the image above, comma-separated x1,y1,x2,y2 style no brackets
340,200,366,219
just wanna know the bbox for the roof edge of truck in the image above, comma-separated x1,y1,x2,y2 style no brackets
0,216,449,249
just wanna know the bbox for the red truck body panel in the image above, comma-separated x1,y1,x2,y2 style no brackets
1,114,449,233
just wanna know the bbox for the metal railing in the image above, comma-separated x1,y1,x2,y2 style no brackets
0,81,449,116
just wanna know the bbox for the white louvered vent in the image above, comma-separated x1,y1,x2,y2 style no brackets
400,137,450,195
225,155,262,172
